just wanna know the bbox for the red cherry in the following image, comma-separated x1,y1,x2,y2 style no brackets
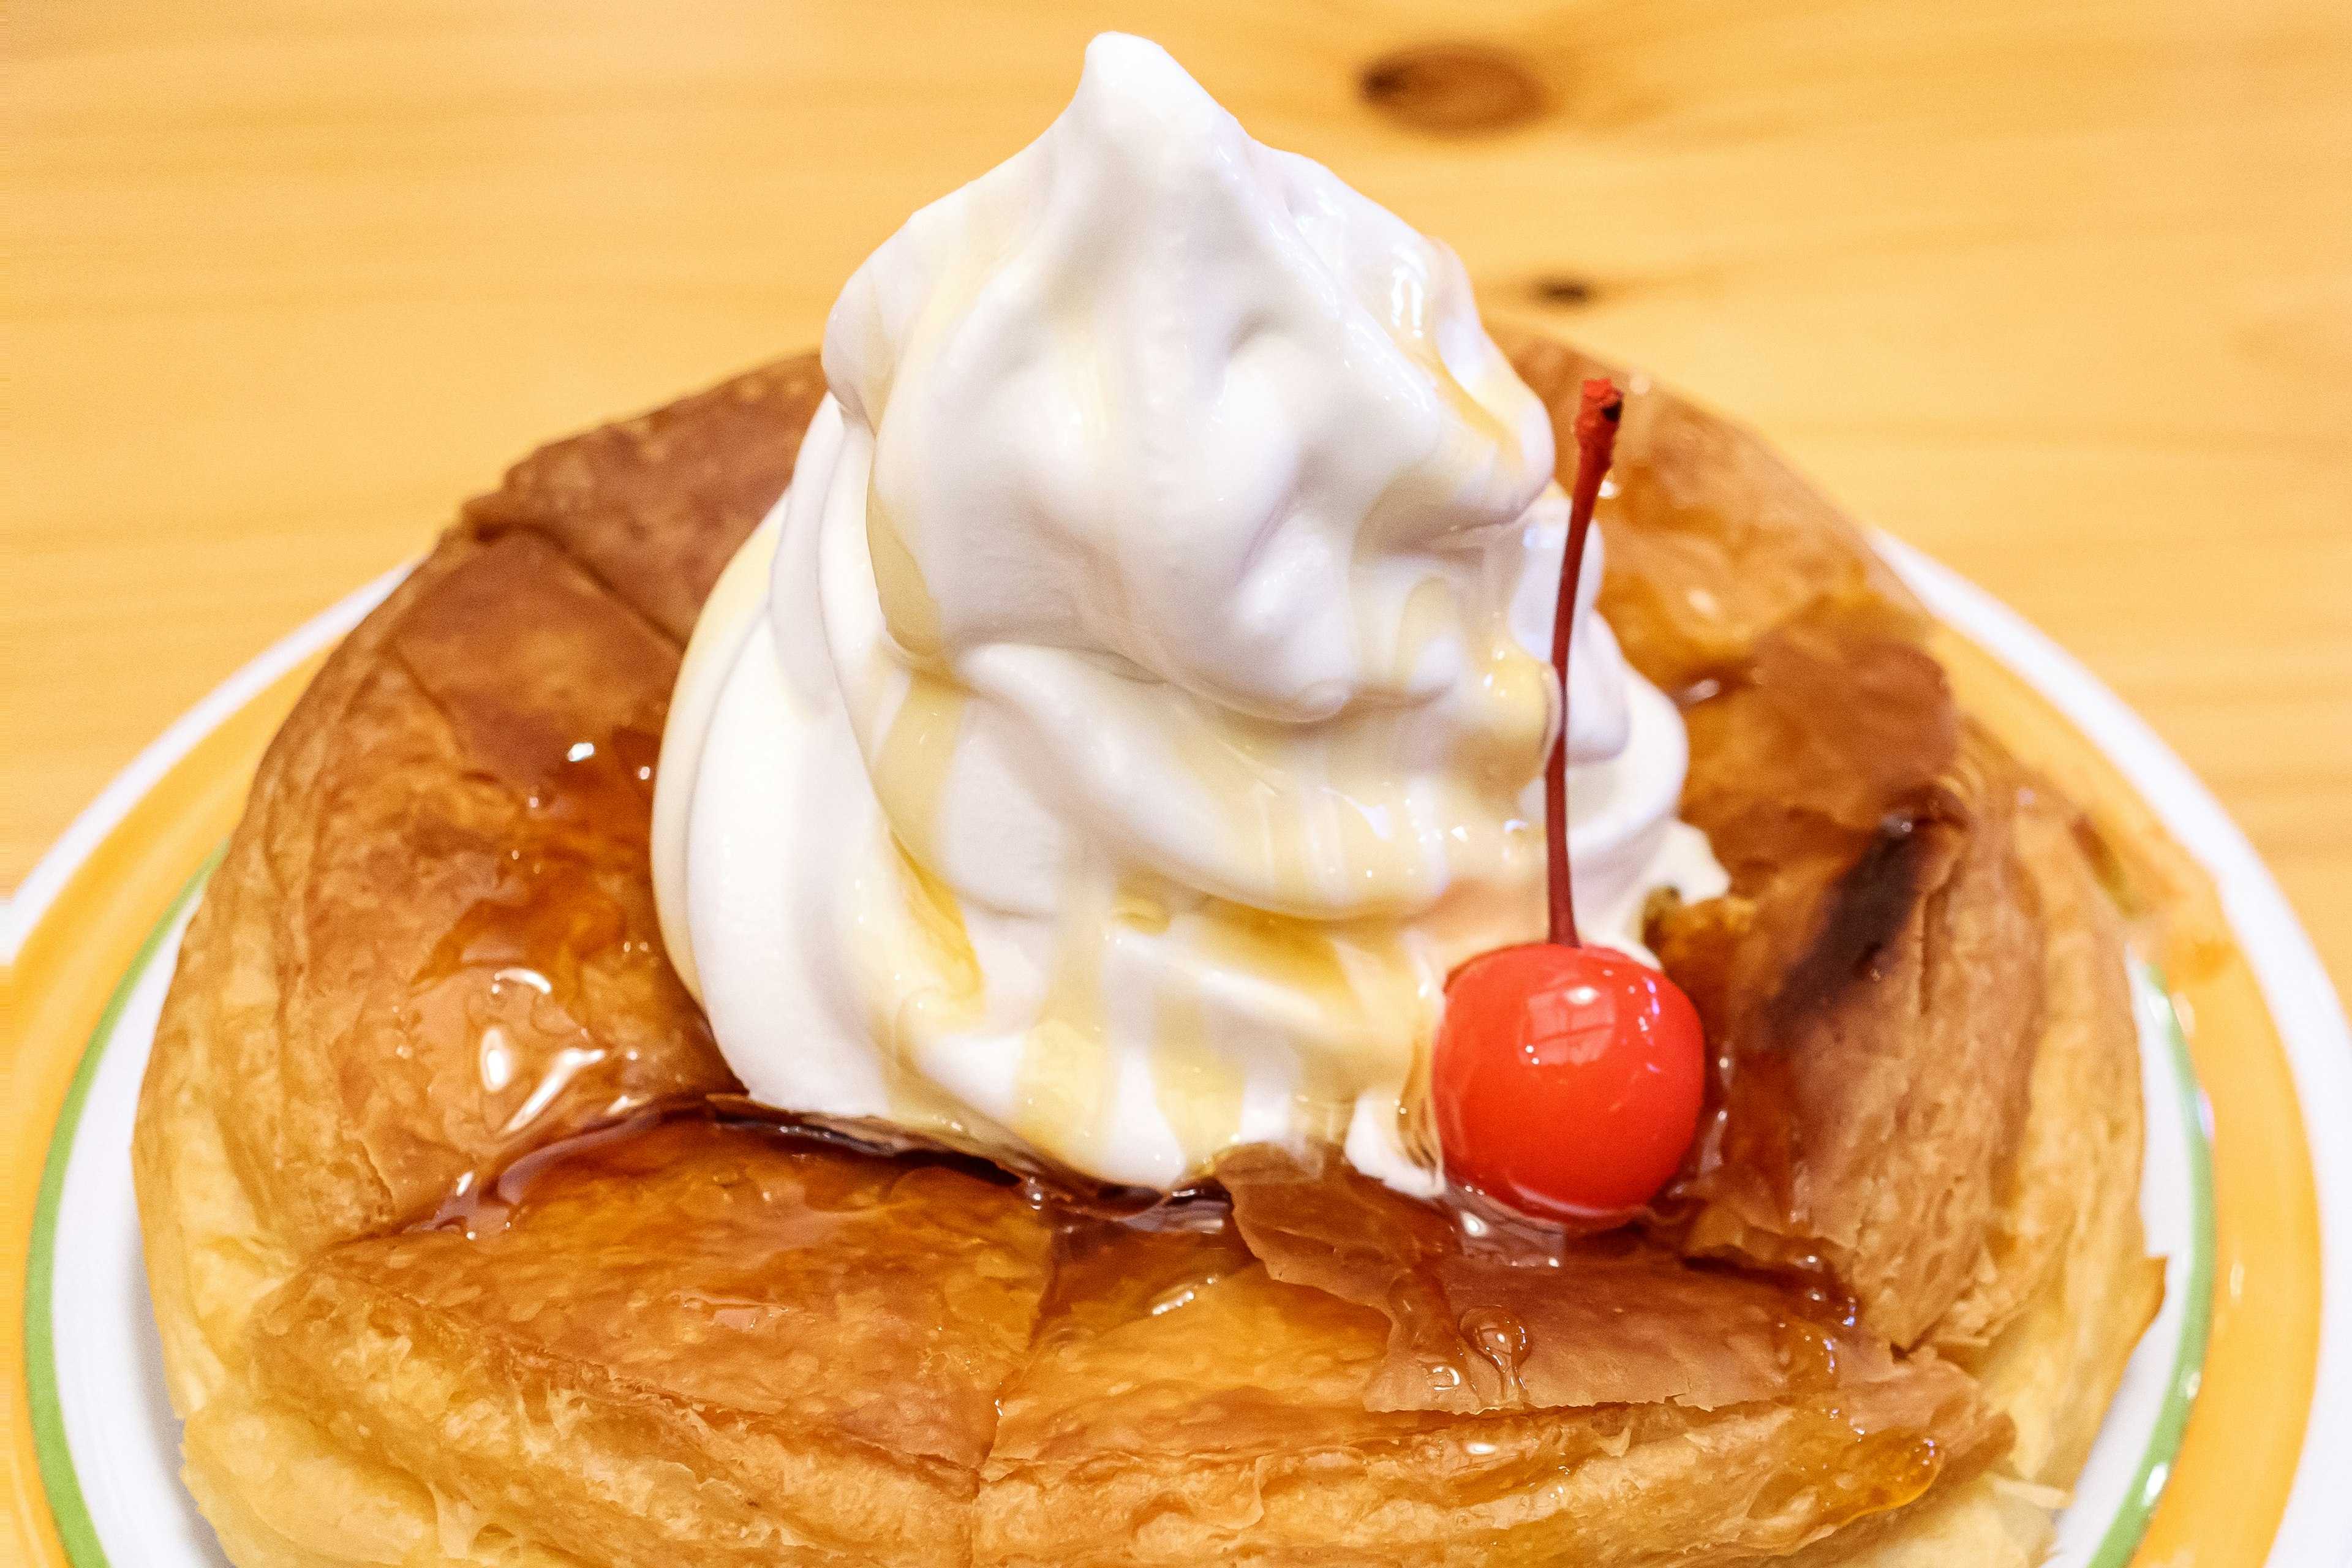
1428,376,1706,1224
1433,943,1705,1223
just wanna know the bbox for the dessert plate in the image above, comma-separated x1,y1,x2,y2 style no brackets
7,546,2347,1568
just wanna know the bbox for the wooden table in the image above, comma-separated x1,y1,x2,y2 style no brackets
10,0,2348,995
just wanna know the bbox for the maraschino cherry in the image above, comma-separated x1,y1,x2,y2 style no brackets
1431,378,1705,1226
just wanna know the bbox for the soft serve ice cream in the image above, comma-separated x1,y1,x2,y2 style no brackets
652,34,1722,1194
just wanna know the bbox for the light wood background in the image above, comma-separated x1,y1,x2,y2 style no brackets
10,0,2348,996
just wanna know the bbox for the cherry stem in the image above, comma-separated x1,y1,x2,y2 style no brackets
1546,377,1626,948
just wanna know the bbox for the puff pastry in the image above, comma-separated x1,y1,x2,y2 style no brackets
135,341,2163,1567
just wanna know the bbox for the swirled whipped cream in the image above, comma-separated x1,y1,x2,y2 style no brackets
652,34,1721,1193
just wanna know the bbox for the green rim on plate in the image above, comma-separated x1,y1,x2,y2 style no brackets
26,855,216,1568
2087,968,2218,1568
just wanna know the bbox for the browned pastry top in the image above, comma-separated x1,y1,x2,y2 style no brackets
134,339,2158,1568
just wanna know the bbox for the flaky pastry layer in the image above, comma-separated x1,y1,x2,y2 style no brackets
134,339,2161,1567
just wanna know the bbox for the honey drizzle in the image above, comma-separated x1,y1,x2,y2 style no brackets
1011,880,1120,1170
1458,1303,1532,1406
1145,961,1248,1173
856,660,989,1128
1460,620,1555,797
1161,704,1320,905
865,488,946,662
414,724,680,1142
1392,575,1458,688
419,1095,1177,1243
1150,578,1547,919
1189,902,1434,1144
831,226,1570,1181
870,673,968,869
412,1102,1957,1533
837,319,1551,1169
1112,876,1254,1169
1381,259,1518,466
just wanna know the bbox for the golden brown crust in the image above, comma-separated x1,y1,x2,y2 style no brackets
132,358,842,1561
1219,1142,1914,1415
1953,796,2166,1484
981,1212,2007,1566
137,339,2156,1567
460,356,829,644
176,1394,594,1568
982,1355,2004,1568
1657,717,2048,1349
249,1117,1055,1566
1498,326,1931,694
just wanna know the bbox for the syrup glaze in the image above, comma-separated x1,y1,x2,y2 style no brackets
388,530,734,1152
416,728,658,1010
219,527,744,1251
298,1108,1052,1474
1217,1142,1899,1417
1643,597,2047,1349
396,1094,1970,1525
1653,597,1962,1234
403,718,714,1144
987,1139,1972,1540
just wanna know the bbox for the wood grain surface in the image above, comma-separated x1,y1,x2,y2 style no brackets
9,0,2348,995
